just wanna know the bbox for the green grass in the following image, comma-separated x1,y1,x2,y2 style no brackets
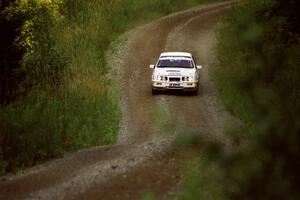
0,0,227,176
207,0,300,199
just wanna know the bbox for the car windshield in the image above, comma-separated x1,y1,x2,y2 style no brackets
157,59,194,68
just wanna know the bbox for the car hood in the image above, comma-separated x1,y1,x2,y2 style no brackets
154,67,196,76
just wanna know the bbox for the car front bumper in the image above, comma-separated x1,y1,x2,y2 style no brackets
152,81,198,91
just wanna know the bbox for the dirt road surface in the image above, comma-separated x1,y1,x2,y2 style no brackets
0,1,239,199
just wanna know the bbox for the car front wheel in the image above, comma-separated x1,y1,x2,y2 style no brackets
152,88,158,95
191,87,198,96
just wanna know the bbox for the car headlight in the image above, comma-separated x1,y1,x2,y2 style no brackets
183,76,193,82
156,75,167,81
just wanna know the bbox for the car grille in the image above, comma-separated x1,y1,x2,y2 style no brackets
169,77,181,82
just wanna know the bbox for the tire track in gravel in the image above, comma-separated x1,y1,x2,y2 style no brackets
0,1,240,200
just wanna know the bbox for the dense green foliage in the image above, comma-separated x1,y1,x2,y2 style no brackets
0,0,222,175
0,0,120,175
197,0,300,199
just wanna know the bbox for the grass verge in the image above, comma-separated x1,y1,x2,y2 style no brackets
204,0,300,199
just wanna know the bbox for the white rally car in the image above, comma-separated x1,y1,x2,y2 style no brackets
150,52,202,95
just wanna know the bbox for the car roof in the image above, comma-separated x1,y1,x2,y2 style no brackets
159,52,192,58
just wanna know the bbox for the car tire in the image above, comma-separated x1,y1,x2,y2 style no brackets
152,88,158,95
191,88,198,96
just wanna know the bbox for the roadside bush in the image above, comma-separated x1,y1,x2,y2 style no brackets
197,0,300,199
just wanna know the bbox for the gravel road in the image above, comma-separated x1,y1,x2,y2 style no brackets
0,1,239,199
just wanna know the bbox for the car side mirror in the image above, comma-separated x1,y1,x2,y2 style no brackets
149,64,155,69
196,65,202,69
